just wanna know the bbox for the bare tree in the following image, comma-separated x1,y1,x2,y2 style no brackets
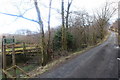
94,1,117,39
118,1,120,46
66,0,73,29
61,0,67,50
61,0,73,51
34,0,47,66
47,0,52,61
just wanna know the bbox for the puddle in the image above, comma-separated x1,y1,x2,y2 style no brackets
117,58,120,60
114,45,120,49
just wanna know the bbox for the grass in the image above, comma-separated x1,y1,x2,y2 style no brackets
6,64,38,78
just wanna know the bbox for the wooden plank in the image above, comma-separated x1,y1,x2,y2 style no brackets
16,66,31,77
23,42,26,55
2,69,16,78
12,36,16,78
2,36,7,78
6,65,16,71
6,48,41,55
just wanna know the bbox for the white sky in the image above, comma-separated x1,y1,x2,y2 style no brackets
0,0,119,34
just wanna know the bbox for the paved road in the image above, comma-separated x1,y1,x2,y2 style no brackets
38,31,119,78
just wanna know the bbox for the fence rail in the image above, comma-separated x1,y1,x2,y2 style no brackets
1,36,40,78
6,47,41,55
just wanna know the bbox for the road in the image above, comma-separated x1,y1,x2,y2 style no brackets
38,31,119,78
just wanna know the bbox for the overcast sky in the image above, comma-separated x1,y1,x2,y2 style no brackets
0,0,119,34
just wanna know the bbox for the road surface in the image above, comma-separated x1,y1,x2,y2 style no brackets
38,31,119,78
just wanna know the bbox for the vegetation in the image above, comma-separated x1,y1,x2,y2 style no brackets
0,0,117,78
53,28,74,51
118,19,120,46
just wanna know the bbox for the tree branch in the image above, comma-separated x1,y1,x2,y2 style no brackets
0,12,38,23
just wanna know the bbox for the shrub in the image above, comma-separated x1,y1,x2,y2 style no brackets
53,29,74,51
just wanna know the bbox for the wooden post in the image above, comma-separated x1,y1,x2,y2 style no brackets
2,36,7,78
23,42,26,56
12,36,16,79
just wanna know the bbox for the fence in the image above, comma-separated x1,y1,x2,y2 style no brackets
2,36,41,79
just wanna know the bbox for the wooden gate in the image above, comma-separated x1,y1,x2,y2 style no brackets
2,36,31,79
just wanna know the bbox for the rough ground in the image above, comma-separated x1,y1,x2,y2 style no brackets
37,31,119,78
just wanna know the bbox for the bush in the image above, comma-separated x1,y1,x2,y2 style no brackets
53,29,74,51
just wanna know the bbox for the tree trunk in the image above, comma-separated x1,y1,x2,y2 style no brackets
34,0,47,66
65,0,73,51
61,0,67,50
66,0,73,29
47,0,52,61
